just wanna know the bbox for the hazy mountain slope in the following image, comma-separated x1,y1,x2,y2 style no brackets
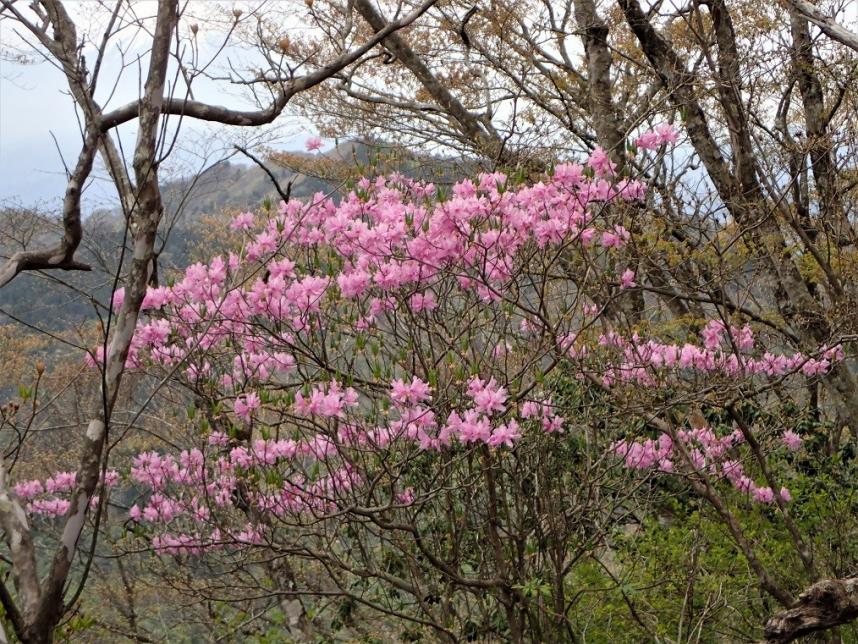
0,140,453,329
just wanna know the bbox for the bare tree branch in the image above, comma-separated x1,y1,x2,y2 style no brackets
100,0,441,131
786,0,858,53
234,145,292,204
352,0,505,161
0,126,98,288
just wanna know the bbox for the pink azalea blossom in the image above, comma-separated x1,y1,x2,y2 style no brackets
467,377,508,416
111,287,125,311
234,392,261,421
634,131,660,150
701,320,726,350
782,430,803,451
753,486,775,504
654,123,678,145
488,420,522,448
409,291,437,313
69,153,845,564
396,488,415,505
390,377,432,406
587,146,616,177
619,268,636,289
230,211,255,230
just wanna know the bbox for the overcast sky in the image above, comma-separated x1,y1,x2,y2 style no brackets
0,2,315,212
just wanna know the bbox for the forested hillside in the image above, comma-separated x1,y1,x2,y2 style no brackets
0,142,425,328
1,0,858,642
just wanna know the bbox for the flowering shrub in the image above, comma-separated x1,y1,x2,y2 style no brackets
15,128,847,637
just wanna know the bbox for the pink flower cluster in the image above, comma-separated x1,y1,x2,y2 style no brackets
126,443,350,534
114,368,578,551
467,377,507,416
575,327,843,388
234,392,261,421
59,133,841,557
230,211,255,231
294,381,360,418
15,470,119,518
614,424,798,504
83,137,672,395
150,524,264,555
521,398,565,433
390,377,432,405
634,123,679,150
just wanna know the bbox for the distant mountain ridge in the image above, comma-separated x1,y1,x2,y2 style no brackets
0,140,464,329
